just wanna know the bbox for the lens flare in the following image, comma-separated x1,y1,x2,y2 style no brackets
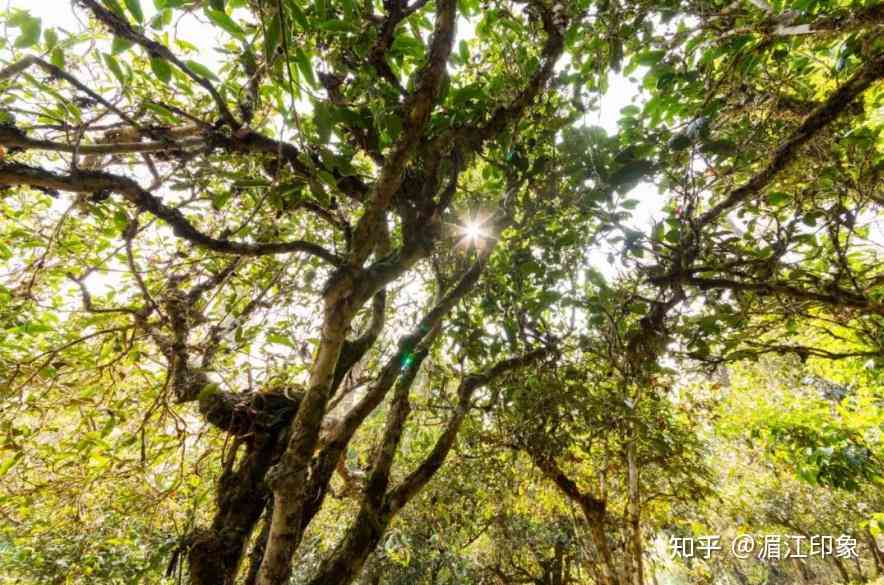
462,221,485,241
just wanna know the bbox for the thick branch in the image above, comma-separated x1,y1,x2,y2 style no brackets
302,350,551,585
669,275,884,316
0,125,204,155
199,388,303,436
362,344,432,507
348,0,457,265
332,251,491,442
386,347,551,512
0,162,342,264
530,453,606,518
332,290,387,393
303,253,492,527
698,50,884,226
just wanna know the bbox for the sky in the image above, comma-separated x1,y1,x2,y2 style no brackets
3,0,666,278
0,0,673,391
8,2,882,387
14,0,879,258
7,0,642,134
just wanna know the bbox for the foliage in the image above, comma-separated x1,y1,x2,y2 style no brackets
0,0,882,583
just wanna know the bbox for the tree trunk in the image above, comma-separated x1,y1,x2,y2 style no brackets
584,508,620,585
304,342,430,585
243,504,273,585
866,527,883,577
305,348,544,585
626,439,644,585
256,310,352,585
188,432,278,585
531,454,621,585
831,553,852,584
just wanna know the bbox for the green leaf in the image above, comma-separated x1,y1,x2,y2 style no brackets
150,57,172,83
294,48,316,88
112,35,134,54
150,8,173,29
17,323,54,335
264,12,282,62
458,39,469,63
211,190,233,210
14,17,41,48
101,0,127,17
318,19,355,33
205,8,245,38
44,28,58,49
766,191,789,206
340,0,356,19
314,111,331,144
144,101,177,123
0,452,23,478
123,0,144,22
285,0,309,28
208,0,226,9
103,53,128,86
635,49,665,66
267,333,295,348
50,47,66,69
185,59,219,81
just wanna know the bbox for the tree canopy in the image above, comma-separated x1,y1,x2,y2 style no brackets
0,0,882,584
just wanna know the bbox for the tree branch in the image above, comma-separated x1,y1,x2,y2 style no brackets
0,125,205,155
0,55,145,132
670,275,884,316
0,162,342,264
698,49,884,226
386,347,551,513
76,0,239,128
348,0,458,265
302,251,493,528
450,0,569,152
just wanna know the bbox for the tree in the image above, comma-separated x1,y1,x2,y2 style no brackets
1,0,882,584
0,0,582,583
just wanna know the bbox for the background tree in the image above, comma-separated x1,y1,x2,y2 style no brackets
1,0,882,584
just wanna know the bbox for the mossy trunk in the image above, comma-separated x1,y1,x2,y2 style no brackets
188,433,278,585
305,505,391,585
188,390,301,585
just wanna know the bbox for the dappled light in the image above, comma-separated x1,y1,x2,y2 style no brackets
0,0,882,584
